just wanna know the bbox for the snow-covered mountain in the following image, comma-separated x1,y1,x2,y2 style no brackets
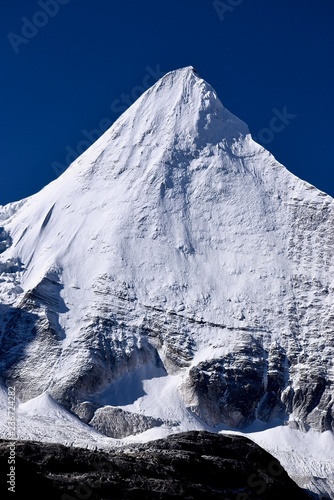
0,67,333,497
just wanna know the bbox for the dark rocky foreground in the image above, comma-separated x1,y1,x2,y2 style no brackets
0,431,311,499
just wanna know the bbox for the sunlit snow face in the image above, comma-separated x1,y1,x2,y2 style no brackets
0,68,333,500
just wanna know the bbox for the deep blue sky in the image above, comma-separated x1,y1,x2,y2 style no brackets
0,0,333,205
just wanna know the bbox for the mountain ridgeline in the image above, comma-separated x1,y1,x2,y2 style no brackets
0,67,333,498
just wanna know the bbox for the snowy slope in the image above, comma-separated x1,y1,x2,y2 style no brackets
0,67,333,497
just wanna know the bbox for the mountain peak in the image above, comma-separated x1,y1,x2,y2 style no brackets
1,67,334,498
65,66,250,180
157,65,202,87
131,65,249,145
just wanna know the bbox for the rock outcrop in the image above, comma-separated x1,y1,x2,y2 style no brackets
0,432,311,499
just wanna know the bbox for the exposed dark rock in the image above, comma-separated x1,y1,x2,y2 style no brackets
71,401,97,424
0,227,12,254
0,257,21,274
183,337,267,428
50,316,164,413
89,406,164,438
256,342,288,421
0,431,310,500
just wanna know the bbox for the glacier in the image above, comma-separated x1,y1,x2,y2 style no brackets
0,66,333,497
